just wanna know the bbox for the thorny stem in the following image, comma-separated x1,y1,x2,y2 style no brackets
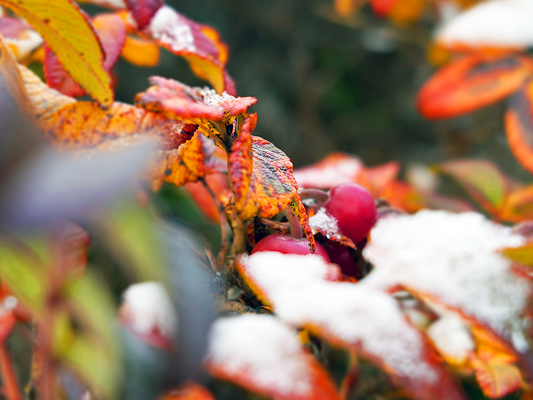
282,208,303,239
0,343,22,400
200,178,232,266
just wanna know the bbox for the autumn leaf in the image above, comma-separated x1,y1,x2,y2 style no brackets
0,0,113,105
206,314,341,400
470,354,523,399
417,55,533,119
44,13,127,98
500,184,533,222
185,173,229,223
502,241,533,267
162,383,215,400
370,0,398,17
141,4,235,94
120,34,160,67
506,81,533,176
436,159,518,217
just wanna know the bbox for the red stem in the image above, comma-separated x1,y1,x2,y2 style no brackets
282,208,303,239
0,343,22,400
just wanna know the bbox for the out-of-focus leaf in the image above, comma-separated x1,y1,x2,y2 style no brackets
76,0,126,8
437,159,516,216
120,35,160,67
417,55,533,119
162,383,216,400
206,315,341,400
333,0,365,17
506,82,533,175
125,0,163,30
370,0,397,17
136,76,256,121
501,185,533,222
470,354,522,399
44,13,126,98
142,5,235,94
502,241,533,267
389,0,425,25
358,161,400,197
0,0,113,105
184,173,229,222
0,16,43,61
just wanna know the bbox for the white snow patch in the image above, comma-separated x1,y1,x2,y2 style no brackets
309,208,340,237
241,252,439,383
5,30,43,60
427,313,474,364
294,156,363,189
200,87,235,108
208,314,311,395
362,210,529,340
121,282,177,338
438,0,533,49
149,6,195,52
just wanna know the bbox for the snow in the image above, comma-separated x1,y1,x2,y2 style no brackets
149,6,195,52
121,282,177,338
200,87,235,108
309,208,340,238
208,314,311,395
427,313,474,364
294,156,363,189
362,210,529,344
241,252,440,383
437,0,533,49
5,30,43,60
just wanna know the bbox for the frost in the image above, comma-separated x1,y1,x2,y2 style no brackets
309,208,340,237
200,87,236,108
438,0,533,48
363,210,529,340
208,314,311,395
293,156,363,189
241,252,440,383
121,282,177,338
427,313,474,364
149,6,195,53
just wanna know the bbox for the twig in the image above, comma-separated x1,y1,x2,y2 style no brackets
282,207,303,239
259,218,290,234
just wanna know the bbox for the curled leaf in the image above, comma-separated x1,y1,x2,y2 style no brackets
417,55,533,119
0,0,114,105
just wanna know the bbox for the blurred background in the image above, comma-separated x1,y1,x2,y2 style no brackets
111,0,531,181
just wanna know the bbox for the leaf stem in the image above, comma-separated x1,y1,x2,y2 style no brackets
298,188,329,208
0,343,22,400
283,207,303,239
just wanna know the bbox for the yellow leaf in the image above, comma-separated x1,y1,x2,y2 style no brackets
120,35,160,67
0,0,113,105
502,241,533,267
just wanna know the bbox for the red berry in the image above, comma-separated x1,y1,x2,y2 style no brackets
323,183,377,244
320,239,362,279
251,234,331,263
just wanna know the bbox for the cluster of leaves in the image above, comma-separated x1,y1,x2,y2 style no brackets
2,0,533,400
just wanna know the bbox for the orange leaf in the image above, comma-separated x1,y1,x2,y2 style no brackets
417,55,533,119
206,314,341,400
125,0,163,30
333,0,365,17
143,5,235,94
505,81,533,176
44,13,127,98
500,184,533,222
389,0,425,25
370,0,398,17
184,173,229,222
120,35,160,67
162,383,215,400
0,0,114,105
437,159,516,216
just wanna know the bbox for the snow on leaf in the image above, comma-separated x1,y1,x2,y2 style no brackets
206,314,340,400
293,153,364,190
437,0,533,51
144,5,235,94
136,76,256,121
236,252,465,400
125,0,163,30
44,13,126,98
119,281,176,349
427,313,474,366
505,81,533,176
0,0,114,106
0,16,42,61
363,210,530,345
437,159,517,216
417,55,533,119
309,208,355,249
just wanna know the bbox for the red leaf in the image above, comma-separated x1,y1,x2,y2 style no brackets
184,173,229,222
44,13,127,98
370,0,398,17
144,5,235,94
125,0,163,30
417,55,533,119
506,81,533,175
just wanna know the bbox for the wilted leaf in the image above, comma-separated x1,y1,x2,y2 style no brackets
437,159,516,216
506,82,533,176
236,253,465,400
44,13,126,98
120,34,160,67
417,55,533,119
0,0,113,105
142,5,235,94
207,314,341,400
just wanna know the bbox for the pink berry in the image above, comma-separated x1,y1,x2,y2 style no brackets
323,183,377,244
320,239,362,279
251,234,330,263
